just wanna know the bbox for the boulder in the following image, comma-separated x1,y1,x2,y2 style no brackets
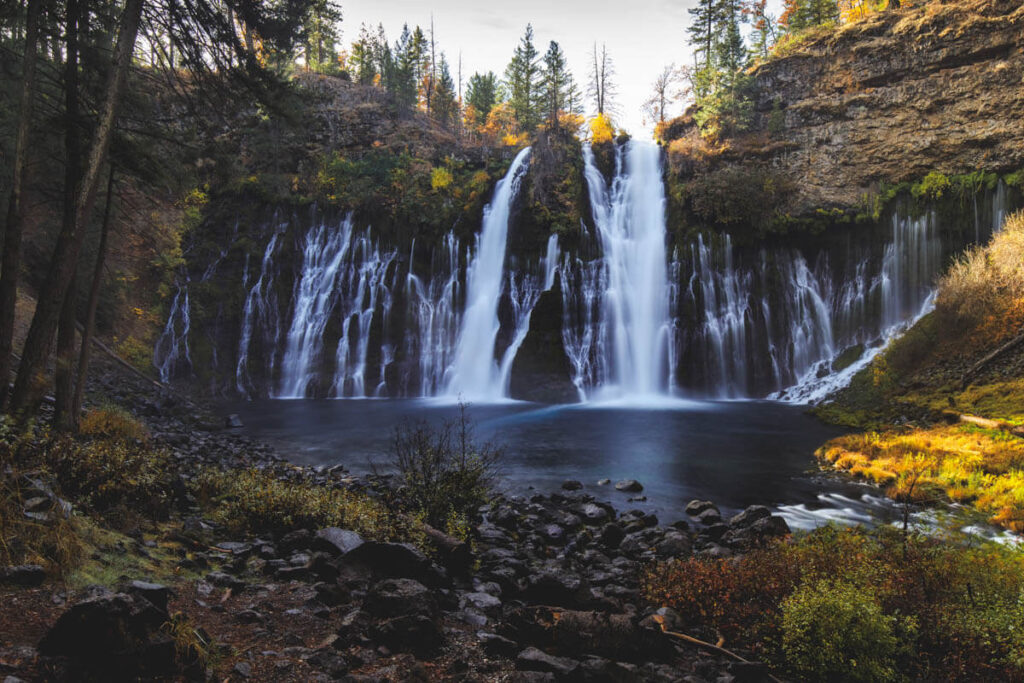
0,565,45,588
343,542,447,587
685,500,718,516
516,647,580,677
728,505,772,528
614,480,643,493
38,590,176,679
364,579,437,620
312,528,364,557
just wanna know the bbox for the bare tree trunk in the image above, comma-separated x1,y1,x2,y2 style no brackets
54,0,83,431
0,0,42,411
9,0,145,417
71,168,116,425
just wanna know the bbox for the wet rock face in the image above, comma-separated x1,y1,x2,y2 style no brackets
670,0,1024,214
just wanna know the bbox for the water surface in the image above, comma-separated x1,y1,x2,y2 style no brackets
227,398,881,525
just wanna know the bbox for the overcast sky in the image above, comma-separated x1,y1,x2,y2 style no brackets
341,0,785,136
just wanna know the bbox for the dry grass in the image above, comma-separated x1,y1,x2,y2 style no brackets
79,405,151,442
937,211,1024,329
817,424,1024,530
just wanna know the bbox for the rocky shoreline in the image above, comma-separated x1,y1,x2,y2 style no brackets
1,358,792,682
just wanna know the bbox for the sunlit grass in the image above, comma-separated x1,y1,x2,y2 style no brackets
817,424,1024,530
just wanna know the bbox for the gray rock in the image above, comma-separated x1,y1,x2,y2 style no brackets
461,591,502,617
232,661,252,678
685,500,719,516
728,505,771,528
0,565,45,588
478,631,520,658
225,414,244,429
561,480,583,491
655,532,692,559
516,647,580,676
697,508,722,525
614,480,643,493
312,527,364,557
365,578,437,619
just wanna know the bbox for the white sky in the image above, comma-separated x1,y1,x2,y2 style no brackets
341,0,784,136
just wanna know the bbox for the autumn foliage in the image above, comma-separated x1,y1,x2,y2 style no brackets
644,526,1024,681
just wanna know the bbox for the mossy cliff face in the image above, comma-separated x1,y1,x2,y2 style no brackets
665,0,1024,221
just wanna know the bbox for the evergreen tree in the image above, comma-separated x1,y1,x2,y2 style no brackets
410,26,429,108
303,0,342,73
687,0,719,69
432,54,457,129
349,23,377,85
391,24,418,111
504,24,541,132
781,0,840,33
465,71,499,126
541,40,571,125
716,0,747,75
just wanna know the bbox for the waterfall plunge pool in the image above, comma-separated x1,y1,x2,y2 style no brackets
222,397,932,531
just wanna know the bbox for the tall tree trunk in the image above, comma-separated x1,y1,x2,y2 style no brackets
71,168,116,426
9,0,144,417
0,0,42,411
54,0,83,431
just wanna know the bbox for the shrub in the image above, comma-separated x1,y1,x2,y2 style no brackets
0,466,84,575
643,526,1024,681
911,171,951,201
430,166,453,191
937,211,1024,328
781,579,903,683
388,403,499,532
588,114,614,145
80,405,150,442
641,544,800,650
47,438,175,526
194,468,402,540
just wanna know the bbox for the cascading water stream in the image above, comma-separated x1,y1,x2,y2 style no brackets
278,217,355,398
496,234,561,395
443,146,532,401
569,141,673,400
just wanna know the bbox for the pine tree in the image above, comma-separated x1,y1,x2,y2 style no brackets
349,23,377,85
504,24,541,132
541,40,571,126
465,71,499,127
781,0,840,33
303,0,342,73
391,24,418,111
716,0,747,75
432,54,457,129
687,0,719,69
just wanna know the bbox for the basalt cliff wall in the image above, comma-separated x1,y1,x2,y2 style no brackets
665,0,1024,221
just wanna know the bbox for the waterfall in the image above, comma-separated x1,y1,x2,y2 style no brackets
496,234,561,396
405,234,462,396
278,217,355,398
154,280,192,383
444,146,532,400
330,236,397,398
236,229,284,396
564,142,673,399
773,208,941,402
